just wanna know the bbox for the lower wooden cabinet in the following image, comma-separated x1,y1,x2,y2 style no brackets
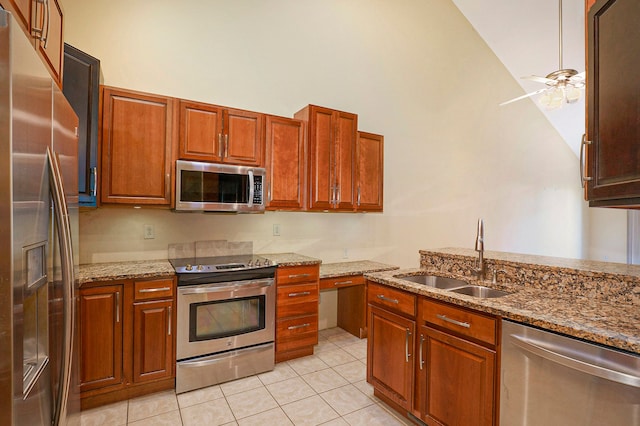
416,325,496,426
366,281,499,425
78,276,176,409
367,305,415,411
78,283,124,393
275,264,320,362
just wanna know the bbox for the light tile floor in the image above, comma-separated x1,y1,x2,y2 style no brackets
79,327,415,426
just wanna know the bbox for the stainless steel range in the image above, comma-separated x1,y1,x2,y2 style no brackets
170,254,277,394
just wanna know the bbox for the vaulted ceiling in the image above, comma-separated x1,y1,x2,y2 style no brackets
452,0,586,157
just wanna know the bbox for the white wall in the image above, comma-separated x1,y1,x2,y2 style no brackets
63,0,626,267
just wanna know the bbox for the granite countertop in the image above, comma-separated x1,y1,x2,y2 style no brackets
259,253,321,267
366,251,640,356
78,260,175,285
320,260,398,279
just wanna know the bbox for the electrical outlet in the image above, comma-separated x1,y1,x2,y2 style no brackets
273,224,281,236
343,248,349,259
143,224,155,239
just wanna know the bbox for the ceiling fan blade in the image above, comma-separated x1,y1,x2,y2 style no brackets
522,75,556,85
569,71,586,82
499,88,547,106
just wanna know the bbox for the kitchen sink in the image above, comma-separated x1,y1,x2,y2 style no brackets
396,274,468,290
448,285,511,298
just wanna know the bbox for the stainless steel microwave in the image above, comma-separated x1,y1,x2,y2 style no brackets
175,160,265,212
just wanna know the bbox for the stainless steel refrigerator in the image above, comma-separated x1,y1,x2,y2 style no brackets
0,9,80,426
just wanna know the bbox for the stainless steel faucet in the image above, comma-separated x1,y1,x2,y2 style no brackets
472,218,485,280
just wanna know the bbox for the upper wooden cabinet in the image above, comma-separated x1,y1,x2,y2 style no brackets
179,100,264,167
294,105,358,211
585,0,640,207
1,0,64,86
264,115,306,210
100,86,177,206
355,131,384,212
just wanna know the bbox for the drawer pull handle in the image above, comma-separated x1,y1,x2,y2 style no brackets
377,294,399,304
288,273,311,279
288,323,311,330
288,291,311,297
139,287,171,293
334,280,353,286
436,314,470,328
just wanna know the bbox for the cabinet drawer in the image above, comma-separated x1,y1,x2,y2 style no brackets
419,298,497,346
276,265,319,285
134,278,174,301
276,315,318,351
320,274,364,290
367,282,416,318
277,283,318,318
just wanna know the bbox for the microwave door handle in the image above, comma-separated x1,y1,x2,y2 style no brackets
248,170,254,207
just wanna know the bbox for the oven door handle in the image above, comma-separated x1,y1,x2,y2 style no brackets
178,343,273,367
178,278,274,295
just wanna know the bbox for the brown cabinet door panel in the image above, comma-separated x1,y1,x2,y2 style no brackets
133,300,173,383
367,305,414,410
101,87,175,205
179,100,223,162
418,325,496,426
334,111,357,210
587,0,640,205
78,284,123,392
35,0,63,86
307,107,334,210
265,115,306,210
356,132,384,211
225,109,264,166
2,0,32,37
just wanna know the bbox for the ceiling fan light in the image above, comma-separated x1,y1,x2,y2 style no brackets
565,86,581,103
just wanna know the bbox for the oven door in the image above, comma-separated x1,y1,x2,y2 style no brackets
177,278,275,360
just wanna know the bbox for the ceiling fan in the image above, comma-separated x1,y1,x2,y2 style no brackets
500,0,585,108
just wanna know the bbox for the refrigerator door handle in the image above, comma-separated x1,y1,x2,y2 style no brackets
47,147,75,426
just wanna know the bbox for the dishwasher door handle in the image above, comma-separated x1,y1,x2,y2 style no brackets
510,334,640,388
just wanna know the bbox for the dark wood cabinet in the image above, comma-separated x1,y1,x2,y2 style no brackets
78,276,175,409
265,115,306,210
63,44,100,207
294,105,357,211
78,284,124,393
1,0,64,86
355,131,384,212
100,86,177,206
179,100,264,166
275,265,320,362
586,0,640,206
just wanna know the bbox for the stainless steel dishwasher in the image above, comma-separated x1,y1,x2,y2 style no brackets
500,320,640,426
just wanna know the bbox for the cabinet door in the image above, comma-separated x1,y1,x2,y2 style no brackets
225,108,264,166
367,305,414,410
100,87,176,205
356,132,384,212
35,0,63,86
78,284,124,392
306,106,335,210
418,325,495,426
334,111,357,210
1,0,32,35
265,115,306,210
179,100,224,162
133,300,174,383
586,0,640,206
63,44,100,207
